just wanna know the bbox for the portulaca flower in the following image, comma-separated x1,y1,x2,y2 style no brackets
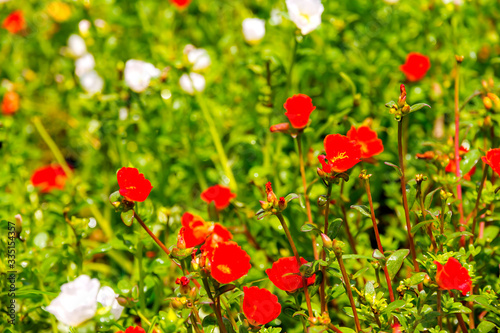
185,46,211,71
242,18,266,45
442,0,463,5
179,72,205,95
96,286,124,320
80,70,104,95
286,0,324,35
67,34,87,58
75,53,95,77
46,275,124,327
78,20,91,36
124,59,161,93
46,275,100,327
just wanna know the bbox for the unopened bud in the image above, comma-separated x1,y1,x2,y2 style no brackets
321,233,332,249
171,297,187,309
259,200,269,210
332,239,345,256
481,80,489,90
415,174,427,183
117,297,128,306
317,167,326,178
484,116,492,127
177,229,187,249
278,197,287,211
265,181,278,204
487,93,500,108
15,214,23,234
270,122,290,133
455,55,464,63
398,84,407,108
483,96,493,110
308,316,319,325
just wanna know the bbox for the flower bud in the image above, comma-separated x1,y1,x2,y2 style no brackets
265,182,278,204
398,84,407,108
278,197,287,211
171,297,187,309
269,122,290,133
483,96,493,110
321,233,332,249
15,214,23,235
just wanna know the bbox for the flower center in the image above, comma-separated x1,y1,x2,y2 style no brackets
217,264,232,274
330,152,348,163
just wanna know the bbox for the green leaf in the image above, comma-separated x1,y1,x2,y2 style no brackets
381,300,406,314
409,103,431,113
327,218,343,240
350,205,371,218
411,220,434,235
385,249,409,280
342,254,374,260
406,179,417,210
460,149,481,175
285,193,299,203
424,187,442,209
372,249,385,260
409,272,427,286
352,266,370,280
476,321,497,333
385,161,402,177
339,328,356,333
364,281,376,304
300,223,321,233
121,210,135,226
215,284,235,297
385,101,397,108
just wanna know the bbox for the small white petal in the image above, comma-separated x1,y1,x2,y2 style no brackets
80,70,104,95
286,0,324,35
75,53,95,77
242,18,266,45
187,48,211,71
179,72,206,95
68,34,87,58
124,59,160,93
97,286,124,320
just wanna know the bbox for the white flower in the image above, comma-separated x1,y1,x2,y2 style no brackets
80,70,104,95
286,0,324,35
67,34,87,58
179,73,205,95
96,286,124,320
46,275,100,327
270,9,283,26
242,18,266,45
383,0,399,3
124,59,161,93
186,47,211,71
75,53,95,77
78,20,91,36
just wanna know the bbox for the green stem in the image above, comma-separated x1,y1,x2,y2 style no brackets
398,119,421,287
201,276,227,333
32,116,113,238
276,213,314,318
195,94,237,191
334,251,362,332
286,36,299,93
137,239,147,315
297,134,319,260
292,293,308,331
320,182,333,313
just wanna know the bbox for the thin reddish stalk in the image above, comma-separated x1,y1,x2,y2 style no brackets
364,177,395,302
276,213,314,318
453,59,466,247
134,211,201,289
398,120,421,289
297,134,319,260
320,183,333,313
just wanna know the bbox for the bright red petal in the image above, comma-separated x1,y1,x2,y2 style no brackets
211,241,251,284
323,134,361,172
243,286,281,326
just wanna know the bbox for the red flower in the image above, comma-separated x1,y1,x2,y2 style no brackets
346,125,384,159
171,0,191,9
116,326,146,333
117,167,153,202
434,257,472,296
31,165,67,193
242,286,281,326
210,241,251,284
179,212,211,248
200,223,233,261
283,94,316,129
175,276,190,286
445,146,476,181
482,148,500,177
266,257,315,292
2,91,20,115
318,134,361,173
2,10,26,34
200,185,236,210
400,53,431,82
392,323,402,333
